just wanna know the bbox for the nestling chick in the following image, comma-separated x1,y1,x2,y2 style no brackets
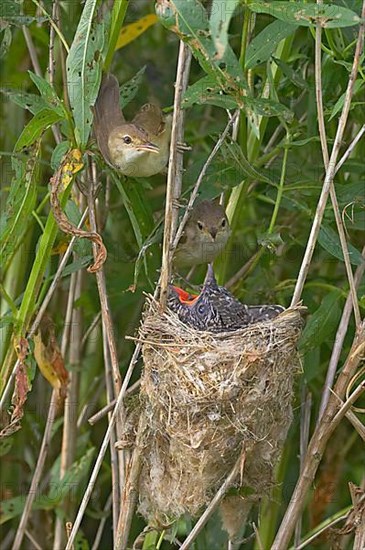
168,264,284,332
174,200,231,268
93,73,171,177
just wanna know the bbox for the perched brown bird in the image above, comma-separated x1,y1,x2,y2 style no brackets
174,200,231,268
168,264,284,332
93,73,171,177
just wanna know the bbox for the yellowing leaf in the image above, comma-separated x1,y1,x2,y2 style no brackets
33,318,68,393
116,14,158,50
61,149,83,190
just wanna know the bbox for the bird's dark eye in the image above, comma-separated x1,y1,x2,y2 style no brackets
197,303,206,315
221,218,226,228
197,221,204,230
123,135,132,144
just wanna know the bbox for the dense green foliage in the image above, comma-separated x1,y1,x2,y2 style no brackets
0,0,364,548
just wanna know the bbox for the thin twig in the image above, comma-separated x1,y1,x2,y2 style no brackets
335,124,365,173
88,380,140,426
291,3,365,306
22,25,61,145
91,493,113,550
54,268,83,549
318,245,365,420
179,448,246,550
102,328,120,539
64,343,142,550
11,392,58,550
87,163,122,531
22,26,41,77
88,164,121,394
272,321,365,549
159,41,191,309
294,387,312,546
314,3,361,327
294,511,350,549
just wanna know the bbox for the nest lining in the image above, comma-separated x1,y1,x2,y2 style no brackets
136,297,304,524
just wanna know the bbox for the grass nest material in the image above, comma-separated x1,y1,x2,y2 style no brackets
136,296,304,527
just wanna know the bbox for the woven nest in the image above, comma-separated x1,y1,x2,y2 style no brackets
136,297,304,526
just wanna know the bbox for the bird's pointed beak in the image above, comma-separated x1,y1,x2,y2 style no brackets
137,141,160,153
209,228,217,239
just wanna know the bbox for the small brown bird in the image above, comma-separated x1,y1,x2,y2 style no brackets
93,73,171,177
174,200,231,268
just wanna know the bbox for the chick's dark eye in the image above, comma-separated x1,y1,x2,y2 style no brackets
123,135,132,144
197,221,204,230
221,218,226,228
197,303,206,315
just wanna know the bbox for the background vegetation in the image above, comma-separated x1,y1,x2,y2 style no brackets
0,0,364,549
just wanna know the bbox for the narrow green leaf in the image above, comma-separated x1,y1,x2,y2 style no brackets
0,144,40,271
15,109,63,151
0,88,48,115
299,291,343,355
249,2,361,28
221,141,275,185
66,0,104,147
271,56,309,89
246,20,298,69
0,27,12,58
329,79,364,120
28,71,65,116
318,225,364,266
210,0,240,59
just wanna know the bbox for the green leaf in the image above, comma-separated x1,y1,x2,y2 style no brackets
156,0,248,103
111,174,155,248
47,448,95,504
28,71,65,117
0,1,47,26
271,56,309,90
210,0,240,59
15,109,63,151
318,225,364,266
329,79,364,120
0,145,40,271
299,291,343,355
245,20,298,69
51,140,70,170
0,88,48,115
249,2,362,28
220,141,276,185
66,0,104,148
0,449,95,524
0,27,12,58
182,76,239,110
120,66,146,109
183,76,293,120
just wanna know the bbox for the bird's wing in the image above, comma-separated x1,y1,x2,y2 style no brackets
93,74,125,163
132,103,165,136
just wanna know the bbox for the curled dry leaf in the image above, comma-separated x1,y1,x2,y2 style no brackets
50,148,107,272
0,338,31,439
